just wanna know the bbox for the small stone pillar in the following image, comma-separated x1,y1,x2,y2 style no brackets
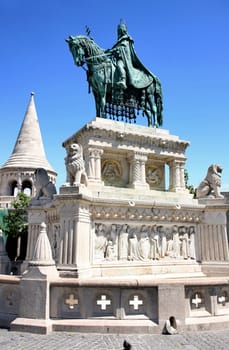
169,159,187,192
23,208,47,264
58,199,91,277
86,147,104,184
158,284,185,332
0,229,11,274
10,222,58,334
128,152,149,190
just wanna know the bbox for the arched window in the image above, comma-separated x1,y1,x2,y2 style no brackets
8,180,18,196
22,180,32,196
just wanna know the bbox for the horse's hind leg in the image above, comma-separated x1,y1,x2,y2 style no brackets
100,83,107,118
146,89,158,127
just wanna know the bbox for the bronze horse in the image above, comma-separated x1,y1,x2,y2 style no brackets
66,35,163,127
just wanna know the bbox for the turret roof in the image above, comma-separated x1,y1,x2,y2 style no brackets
1,93,56,173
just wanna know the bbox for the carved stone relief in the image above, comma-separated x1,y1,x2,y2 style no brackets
93,223,197,262
146,166,162,187
101,159,122,186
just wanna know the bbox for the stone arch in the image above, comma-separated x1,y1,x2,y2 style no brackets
22,179,33,196
8,179,18,196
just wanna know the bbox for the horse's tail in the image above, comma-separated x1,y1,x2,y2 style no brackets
154,78,163,126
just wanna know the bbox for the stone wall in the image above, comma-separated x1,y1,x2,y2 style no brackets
3,274,229,333
0,276,20,328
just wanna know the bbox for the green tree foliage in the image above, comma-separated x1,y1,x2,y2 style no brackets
184,169,195,196
0,192,30,238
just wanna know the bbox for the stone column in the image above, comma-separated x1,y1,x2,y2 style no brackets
87,148,95,180
168,159,187,192
86,148,104,184
17,175,22,192
128,152,149,190
58,198,91,277
25,208,47,261
179,161,186,189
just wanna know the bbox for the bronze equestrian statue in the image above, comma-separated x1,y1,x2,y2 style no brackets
66,22,163,127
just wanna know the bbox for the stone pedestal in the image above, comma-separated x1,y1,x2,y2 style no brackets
11,223,59,334
15,118,229,334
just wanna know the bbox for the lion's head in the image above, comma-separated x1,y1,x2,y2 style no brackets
207,164,223,178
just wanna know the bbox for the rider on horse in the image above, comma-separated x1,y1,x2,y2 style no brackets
107,21,161,93
66,22,163,127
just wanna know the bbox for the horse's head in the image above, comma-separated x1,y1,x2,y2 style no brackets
66,36,85,67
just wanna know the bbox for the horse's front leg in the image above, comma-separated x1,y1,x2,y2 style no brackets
99,83,107,118
144,108,153,127
92,69,108,118
93,90,102,118
100,96,106,118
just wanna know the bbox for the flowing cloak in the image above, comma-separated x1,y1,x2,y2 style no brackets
111,34,161,91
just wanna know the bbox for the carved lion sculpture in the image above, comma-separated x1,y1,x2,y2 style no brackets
33,168,57,201
196,164,224,199
64,143,88,186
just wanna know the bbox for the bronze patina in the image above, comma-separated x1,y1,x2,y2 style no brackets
66,22,163,127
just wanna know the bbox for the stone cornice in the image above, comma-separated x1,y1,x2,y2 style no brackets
63,118,189,159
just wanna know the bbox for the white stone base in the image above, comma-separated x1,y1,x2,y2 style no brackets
10,318,52,334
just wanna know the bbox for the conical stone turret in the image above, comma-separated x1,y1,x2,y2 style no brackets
2,92,55,171
0,93,57,198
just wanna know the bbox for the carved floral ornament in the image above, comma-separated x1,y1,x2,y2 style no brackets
91,206,203,223
145,165,162,186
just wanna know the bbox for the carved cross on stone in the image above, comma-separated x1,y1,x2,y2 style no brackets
129,295,143,310
191,293,202,308
218,294,226,306
65,294,78,309
97,294,111,310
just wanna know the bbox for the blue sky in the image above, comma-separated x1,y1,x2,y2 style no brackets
1,0,229,191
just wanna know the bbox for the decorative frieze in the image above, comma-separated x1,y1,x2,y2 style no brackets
91,205,203,223
93,223,197,263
